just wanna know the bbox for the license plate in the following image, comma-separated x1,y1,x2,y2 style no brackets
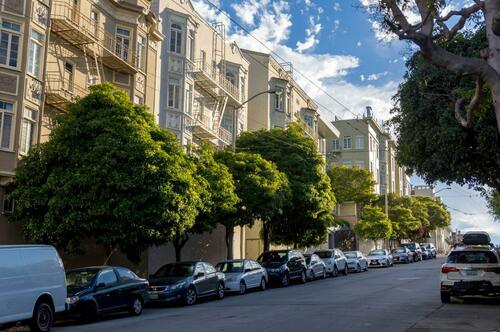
464,270,478,276
149,293,159,299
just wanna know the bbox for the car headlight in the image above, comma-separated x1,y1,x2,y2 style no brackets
66,296,79,305
170,281,187,290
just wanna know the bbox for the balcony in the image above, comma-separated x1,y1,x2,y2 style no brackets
45,73,88,111
192,60,240,106
218,127,233,145
51,1,138,74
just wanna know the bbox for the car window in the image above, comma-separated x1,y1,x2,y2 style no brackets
194,263,205,276
447,251,498,264
204,263,216,274
244,261,252,271
258,251,288,263
251,261,261,270
97,269,118,286
314,251,333,259
116,267,138,281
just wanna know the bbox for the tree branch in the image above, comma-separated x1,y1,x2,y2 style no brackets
454,79,483,128
436,3,483,41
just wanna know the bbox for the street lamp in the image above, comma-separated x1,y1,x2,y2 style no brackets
434,187,452,195
232,88,283,151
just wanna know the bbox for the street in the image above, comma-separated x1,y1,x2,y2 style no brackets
39,259,499,331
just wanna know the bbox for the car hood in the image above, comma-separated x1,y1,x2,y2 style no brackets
346,258,359,263
367,255,386,260
392,253,406,257
224,272,242,279
260,262,285,269
67,285,92,297
149,276,190,286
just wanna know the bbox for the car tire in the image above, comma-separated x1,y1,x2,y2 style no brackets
260,278,267,291
282,272,290,287
364,264,368,272
239,280,246,295
129,297,143,316
343,265,348,275
322,268,327,279
81,303,97,323
217,283,225,300
300,270,307,284
440,291,451,303
30,301,53,332
185,286,197,306
332,266,338,277
356,263,361,273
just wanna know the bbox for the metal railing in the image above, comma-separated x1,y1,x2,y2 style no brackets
51,2,137,70
193,60,240,102
45,72,88,101
219,127,233,144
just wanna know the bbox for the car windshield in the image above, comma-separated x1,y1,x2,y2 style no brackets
344,252,357,258
392,249,405,253
66,269,99,288
304,255,312,264
154,263,194,277
216,261,244,273
258,252,288,263
402,243,416,250
314,251,333,259
369,250,385,256
447,251,498,264
420,244,430,249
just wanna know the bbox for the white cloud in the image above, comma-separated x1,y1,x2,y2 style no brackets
367,71,389,81
452,212,500,241
296,16,323,53
231,0,269,27
360,74,366,81
333,2,341,11
191,0,231,28
357,41,362,47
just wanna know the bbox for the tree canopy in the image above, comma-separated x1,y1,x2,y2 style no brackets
327,164,377,204
354,206,392,248
392,27,500,192
10,83,203,262
237,123,336,249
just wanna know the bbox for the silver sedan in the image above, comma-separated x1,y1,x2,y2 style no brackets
215,259,268,295
344,251,369,272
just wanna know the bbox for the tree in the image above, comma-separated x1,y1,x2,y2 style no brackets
215,150,289,258
237,123,336,250
414,196,451,231
171,144,238,262
327,165,377,204
487,189,500,220
392,27,500,192
10,83,202,263
367,0,500,131
354,206,393,249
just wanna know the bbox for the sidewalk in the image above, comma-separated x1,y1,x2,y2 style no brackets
408,298,500,332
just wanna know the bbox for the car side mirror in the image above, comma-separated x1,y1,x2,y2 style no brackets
194,272,204,279
95,282,106,289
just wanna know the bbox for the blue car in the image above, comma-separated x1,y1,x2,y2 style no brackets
147,261,225,306
65,266,149,321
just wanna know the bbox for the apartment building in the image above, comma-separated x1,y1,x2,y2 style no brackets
0,0,162,250
154,0,249,148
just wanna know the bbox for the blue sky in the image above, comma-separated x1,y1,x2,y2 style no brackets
191,0,500,243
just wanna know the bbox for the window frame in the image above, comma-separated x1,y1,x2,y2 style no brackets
170,23,182,54
2,186,14,214
332,139,340,151
19,107,38,155
115,26,131,61
167,78,181,109
27,29,44,78
0,99,15,151
355,135,364,149
343,136,352,150
136,34,146,71
0,18,23,70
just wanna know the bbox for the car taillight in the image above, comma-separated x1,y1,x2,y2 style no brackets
441,265,459,273
484,267,500,274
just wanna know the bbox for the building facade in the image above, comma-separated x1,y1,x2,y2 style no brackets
154,0,249,148
0,0,162,251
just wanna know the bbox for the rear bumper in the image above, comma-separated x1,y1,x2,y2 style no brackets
441,281,500,296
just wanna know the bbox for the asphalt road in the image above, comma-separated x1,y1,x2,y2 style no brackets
6,258,500,332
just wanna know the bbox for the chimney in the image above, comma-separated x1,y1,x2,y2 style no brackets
366,106,373,117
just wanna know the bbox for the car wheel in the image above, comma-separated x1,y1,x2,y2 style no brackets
300,270,307,284
282,272,290,287
30,301,53,332
260,277,267,291
129,297,143,316
440,291,451,303
364,264,368,272
81,303,97,323
239,280,246,295
322,268,327,279
217,283,225,300
185,286,197,306
356,263,361,273
343,265,348,275
332,266,338,277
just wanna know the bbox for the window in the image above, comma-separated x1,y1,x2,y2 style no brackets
170,23,182,54
168,78,180,109
116,267,138,281
186,31,194,61
63,62,74,91
0,19,21,69
19,108,37,155
27,30,43,78
369,161,373,172
0,100,14,150
369,136,372,151
343,136,352,149
226,71,236,86
185,84,192,115
2,186,14,214
200,50,206,68
355,135,364,149
97,269,118,286
136,35,146,70
90,10,99,37
332,139,340,150
194,263,204,276
303,115,313,128
115,27,130,61
204,263,216,274
274,90,284,112
133,95,143,105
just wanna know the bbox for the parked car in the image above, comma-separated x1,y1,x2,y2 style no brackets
401,243,423,262
420,243,437,259
314,249,348,277
215,259,267,294
304,254,327,280
420,247,430,260
0,245,66,332
440,243,500,303
257,250,307,287
391,247,413,264
65,266,148,321
367,249,393,267
344,251,368,272
148,261,225,306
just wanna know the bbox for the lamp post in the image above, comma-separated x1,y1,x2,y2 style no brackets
232,88,283,151
434,187,452,196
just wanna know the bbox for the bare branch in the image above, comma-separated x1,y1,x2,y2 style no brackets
454,79,483,128
438,3,482,22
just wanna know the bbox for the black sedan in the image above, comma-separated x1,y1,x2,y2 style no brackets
147,261,225,306
391,247,413,263
65,266,149,321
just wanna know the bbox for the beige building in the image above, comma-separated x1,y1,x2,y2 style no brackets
154,0,249,149
0,0,162,257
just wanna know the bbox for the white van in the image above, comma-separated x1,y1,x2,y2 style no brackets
0,245,66,331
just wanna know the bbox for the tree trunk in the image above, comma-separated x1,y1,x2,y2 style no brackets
262,222,271,252
103,245,116,265
173,235,189,262
225,226,234,260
